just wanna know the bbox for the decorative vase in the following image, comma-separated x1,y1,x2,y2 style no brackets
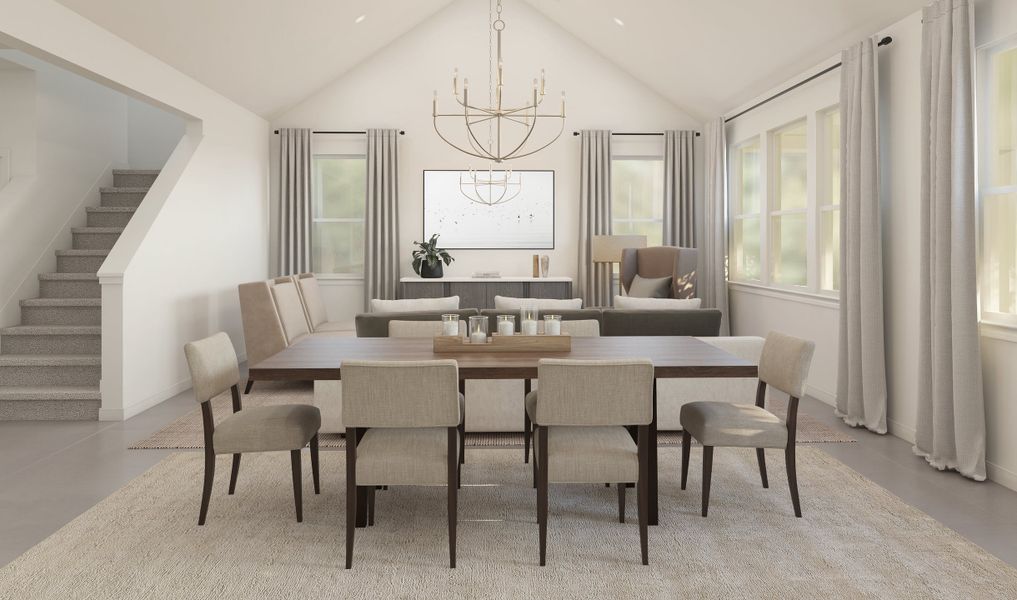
420,261,444,278
540,255,550,277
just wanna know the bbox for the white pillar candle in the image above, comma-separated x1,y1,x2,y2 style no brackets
470,331,487,344
442,320,459,337
497,321,514,336
545,319,561,336
521,319,538,336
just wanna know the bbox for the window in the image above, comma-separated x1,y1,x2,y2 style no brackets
980,41,1017,323
769,120,808,287
819,109,841,292
611,156,664,246
730,138,762,281
311,155,366,275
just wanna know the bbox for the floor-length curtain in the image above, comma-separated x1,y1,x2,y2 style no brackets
702,119,730,335
836,39,888,434
364,129,400,306
278,128,312,275
663,130,696,248
916,0,986,480
578,130,613,307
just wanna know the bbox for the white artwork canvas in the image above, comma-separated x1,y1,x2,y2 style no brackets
423,170,554,249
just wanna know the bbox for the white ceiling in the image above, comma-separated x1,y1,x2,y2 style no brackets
54,0,926,120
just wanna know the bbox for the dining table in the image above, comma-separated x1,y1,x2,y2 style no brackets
247,334,758,527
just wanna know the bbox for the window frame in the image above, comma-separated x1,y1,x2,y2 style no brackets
310,152,367,278
767,118,810,290
729,136,764,283
610,152,665,246
817,106,841,295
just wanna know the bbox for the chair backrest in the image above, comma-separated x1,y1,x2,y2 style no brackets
270,278,311,343
184,332,240,403
388,320,465,338
237,280,288,365
342,360,461,428
560,319,600,337
294,273,328,330
620,246,698,299
758,332,815,398
535,359,654,426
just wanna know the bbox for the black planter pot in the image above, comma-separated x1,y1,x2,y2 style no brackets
419,261,444,278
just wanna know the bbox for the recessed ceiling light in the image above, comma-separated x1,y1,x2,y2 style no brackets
354,14,367,24
613,17,625,27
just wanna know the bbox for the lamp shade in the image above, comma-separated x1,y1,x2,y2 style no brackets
591,235,647,263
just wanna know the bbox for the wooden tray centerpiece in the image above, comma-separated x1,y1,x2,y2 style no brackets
433,333,572,353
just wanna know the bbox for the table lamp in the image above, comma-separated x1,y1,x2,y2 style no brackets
591,234,647,297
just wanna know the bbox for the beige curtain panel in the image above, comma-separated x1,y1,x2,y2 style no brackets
578,130,613,308
663,130,696,248
835,38,888,434
916,0,986,481
364,129,400,306
702,119,730,336
277,128,312,275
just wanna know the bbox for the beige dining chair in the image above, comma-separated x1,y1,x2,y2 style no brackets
341,359,462,569
679,331,815,518
528,358,654,566
183,332,322,525
523,319,601,464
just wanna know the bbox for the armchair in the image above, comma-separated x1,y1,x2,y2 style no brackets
620,246,698,299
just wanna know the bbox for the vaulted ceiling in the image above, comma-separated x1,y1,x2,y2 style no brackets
55,0,926,120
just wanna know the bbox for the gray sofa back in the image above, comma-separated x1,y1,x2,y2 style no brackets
602,309,721,337
355,309,480,337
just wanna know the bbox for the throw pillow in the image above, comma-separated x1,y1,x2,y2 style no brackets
613,296,702,310
370,296,460,313
493,296,583,310
628,274,673,298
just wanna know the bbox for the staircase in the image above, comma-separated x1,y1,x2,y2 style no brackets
0,169,158,420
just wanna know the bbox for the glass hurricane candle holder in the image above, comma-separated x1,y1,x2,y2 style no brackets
441,314,460,337
544,314,562,335
520,306,539,336
497,314,516,336
468,315,489,344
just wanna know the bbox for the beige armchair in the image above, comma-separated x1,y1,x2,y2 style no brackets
620,246,698,299
183,332,321,525
341,360,462,569
679,331,815,518
527,358,654,566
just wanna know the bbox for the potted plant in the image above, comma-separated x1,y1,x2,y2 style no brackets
412,233,455,278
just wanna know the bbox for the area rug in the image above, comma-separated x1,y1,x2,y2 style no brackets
1,448,1013,599
130,381,854,449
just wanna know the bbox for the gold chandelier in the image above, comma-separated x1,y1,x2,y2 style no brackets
432,0,566,164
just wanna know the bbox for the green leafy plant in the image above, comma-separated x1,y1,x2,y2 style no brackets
411,233,455,275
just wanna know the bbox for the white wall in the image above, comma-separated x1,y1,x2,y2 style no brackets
127,97,185,169
271,0,702,322
1,0,269,420
724,0,1017,490
0,57,36,180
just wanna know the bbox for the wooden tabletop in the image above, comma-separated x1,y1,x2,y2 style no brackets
248,335,758,380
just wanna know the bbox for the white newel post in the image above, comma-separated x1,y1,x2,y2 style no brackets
98,274,125,421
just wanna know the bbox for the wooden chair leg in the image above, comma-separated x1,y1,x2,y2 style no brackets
756,448,769,489
367,486,375,526
243,380,254,394
228,453,241,495
448,426,458,568
617,482,626,523
310,435,321,495
523,379,531,464
537,426,549,566
290,449,303,523
701,446,714,518
786,444,802,517
198,451,215,526
680,430,691,490
638,424,650,566
531,424,537,489
345,428,357,569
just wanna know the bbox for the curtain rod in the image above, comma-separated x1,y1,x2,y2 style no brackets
571,131,701,137
272,130,405,135
725,36,892,124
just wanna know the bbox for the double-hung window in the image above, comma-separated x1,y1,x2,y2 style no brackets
818,109,841,292
611,155,665,246
769,120,808,287
730,138,763,281
311,154,366,276
979,40,1017,324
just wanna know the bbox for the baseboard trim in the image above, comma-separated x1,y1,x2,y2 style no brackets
805,384,836,406
987,461,1017,492
887,418,916,444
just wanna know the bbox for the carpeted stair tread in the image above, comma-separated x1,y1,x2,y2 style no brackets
86,206,136,213
20,298,101,307
70,227,125,234
55,249,110,257
0,325,101,335
0,354,101,366
0,386,101,400
38,273,99,281
112,169,160,175
99,187,151,193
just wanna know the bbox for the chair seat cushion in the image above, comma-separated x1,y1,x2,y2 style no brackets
534,426,638,484
214,404,321,454
356,427,459,486
680,402,788,448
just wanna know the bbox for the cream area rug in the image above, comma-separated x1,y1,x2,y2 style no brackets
130,381,854,449
3,448,1014,599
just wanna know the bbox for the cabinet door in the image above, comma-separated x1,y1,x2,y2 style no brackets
485,282,526,309
400,281,446,299
448,282,487,310
529,281,572,300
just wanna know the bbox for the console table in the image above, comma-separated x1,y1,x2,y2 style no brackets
399,276,573,310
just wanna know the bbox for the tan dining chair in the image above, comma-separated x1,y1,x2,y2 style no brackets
528,358,654,566
341,359,462,569
679,331,815,518
183,332,322,526
523,319,601,464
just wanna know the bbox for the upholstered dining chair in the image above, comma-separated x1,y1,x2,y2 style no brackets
679,331,815,518
183,332,322,526
523,319,602,464
527,358,654,566
341,360,462,569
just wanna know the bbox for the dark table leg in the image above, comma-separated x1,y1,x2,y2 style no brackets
649,379,659,526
